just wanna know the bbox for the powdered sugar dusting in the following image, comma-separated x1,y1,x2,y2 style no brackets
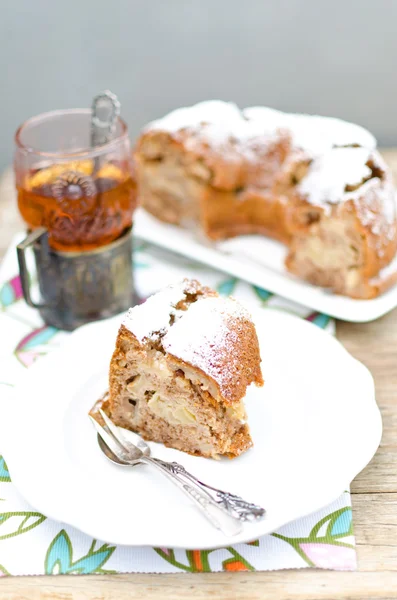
163,296,251,395
147,100,244,138
143,101,395,256
244,107,376,155
147,100,376,157
123,283,254,399
384,190,397,226
298,147,372,207
123,281,187,342
146,101,384,215
147,100,273,166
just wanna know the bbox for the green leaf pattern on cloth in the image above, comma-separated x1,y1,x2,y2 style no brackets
273,507,356,570
45,531,116,575
0,238,352,574
0,457,10,482
0,512,46,540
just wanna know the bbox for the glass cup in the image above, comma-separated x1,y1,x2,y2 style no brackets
14,109,136,252
14,109,137,330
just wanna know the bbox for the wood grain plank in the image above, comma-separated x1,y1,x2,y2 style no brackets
356,544,397,572
353,493,397,524
1,571,397,600
351,450,397,494
353,494,397,545
352,494,397,571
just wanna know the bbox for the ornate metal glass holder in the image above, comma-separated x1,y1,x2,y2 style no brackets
17,227,135,331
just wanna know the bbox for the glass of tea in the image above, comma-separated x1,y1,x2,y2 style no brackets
14,108,136,252
14,107,137,330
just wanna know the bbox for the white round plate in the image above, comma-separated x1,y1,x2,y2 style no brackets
1,309,381,549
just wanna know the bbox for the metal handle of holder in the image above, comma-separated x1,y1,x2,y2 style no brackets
16,228,51,309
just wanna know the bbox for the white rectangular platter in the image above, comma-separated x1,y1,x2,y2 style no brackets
134,208,397,322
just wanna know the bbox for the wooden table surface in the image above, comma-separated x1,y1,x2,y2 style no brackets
1,152,397,600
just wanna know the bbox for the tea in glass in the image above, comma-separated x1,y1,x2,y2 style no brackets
14,109,136,252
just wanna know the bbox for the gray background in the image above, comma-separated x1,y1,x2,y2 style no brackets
0,0,396,171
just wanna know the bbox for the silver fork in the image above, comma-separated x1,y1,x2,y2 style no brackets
90,410,265,536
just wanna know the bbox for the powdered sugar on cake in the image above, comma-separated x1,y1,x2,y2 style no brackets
146,100,273,165
244,107,376,155
163,296,251,395
123,281,187,342
297,147,373,207
123,283,254,398
138,103,397,296
145,100,384,215
147,100,376,158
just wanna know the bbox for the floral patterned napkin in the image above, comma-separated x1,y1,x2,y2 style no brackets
0,236,356,575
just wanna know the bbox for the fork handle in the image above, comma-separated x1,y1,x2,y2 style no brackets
148,457,265,522
140,456,242,536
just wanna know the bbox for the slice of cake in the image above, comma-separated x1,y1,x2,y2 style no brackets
94,279,263,458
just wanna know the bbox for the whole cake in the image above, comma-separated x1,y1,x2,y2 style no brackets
94,279,263,458
134,101,397,299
